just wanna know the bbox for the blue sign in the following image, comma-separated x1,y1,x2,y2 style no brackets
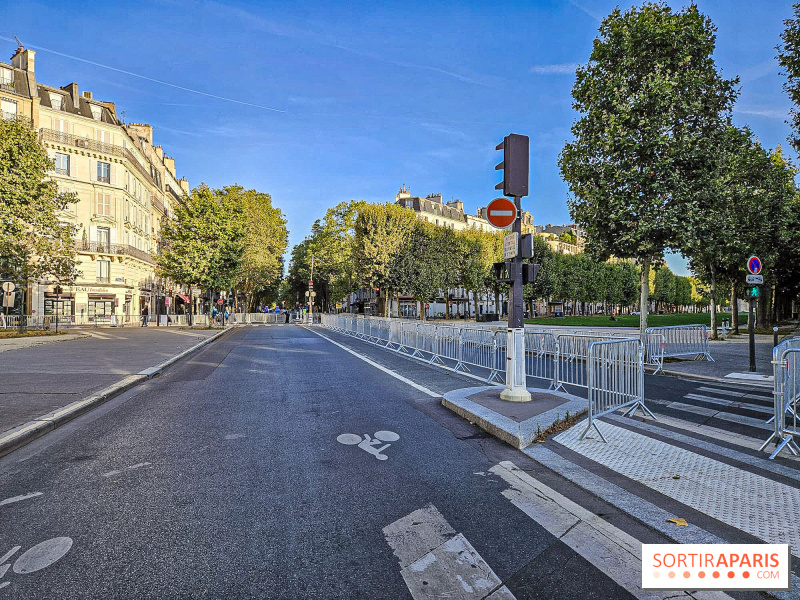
747,256,762,275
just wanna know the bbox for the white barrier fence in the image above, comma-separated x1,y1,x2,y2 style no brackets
581,339,653,442
761,339,800,459
0,312,291,329
645,325,713,362
320,314,652,439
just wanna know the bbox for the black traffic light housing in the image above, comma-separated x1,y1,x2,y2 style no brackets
494,261,539,285
522,263,539,285
495,133,530,198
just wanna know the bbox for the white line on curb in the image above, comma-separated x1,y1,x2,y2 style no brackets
307,328,440,398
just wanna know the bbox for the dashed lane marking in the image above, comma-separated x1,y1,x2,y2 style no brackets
102,461,152,478
0,493,42,508
490,461,732,600
383,504,513,600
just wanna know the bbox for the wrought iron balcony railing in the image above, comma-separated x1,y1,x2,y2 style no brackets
39,128,124,158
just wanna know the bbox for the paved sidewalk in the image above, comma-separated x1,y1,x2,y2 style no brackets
0,327,219,435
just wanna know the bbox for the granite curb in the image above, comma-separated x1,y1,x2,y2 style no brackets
0,326,233,459
442,386,587,450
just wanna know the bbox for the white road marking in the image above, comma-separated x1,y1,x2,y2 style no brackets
308,329,440,397
383,505,513,599
0,493,42,508
0,547,21,565
337,431,400,460
102,470,122,477
12,537,73,574
88,332,114,339
491,461,732,600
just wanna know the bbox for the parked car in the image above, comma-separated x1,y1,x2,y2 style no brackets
632,311,641,316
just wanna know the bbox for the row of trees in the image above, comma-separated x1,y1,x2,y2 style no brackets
285,200,699,320
559,2,800,335
157,184,288,312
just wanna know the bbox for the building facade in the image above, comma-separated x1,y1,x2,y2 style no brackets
2,46,191,323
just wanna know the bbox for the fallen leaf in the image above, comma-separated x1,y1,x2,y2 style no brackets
667,518,688,527
672,475,681,480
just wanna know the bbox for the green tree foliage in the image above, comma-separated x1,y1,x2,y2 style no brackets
390,221,449,319
559,2,738,332
353,203,418,316
227,186,288,311
157,184,246,303
778,4,800,154
307,200,366,307
0,118,79,299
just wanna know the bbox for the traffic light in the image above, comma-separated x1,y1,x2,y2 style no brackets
495,134,529,198
522,263,540,285
493,261,515,283
749,286,760,298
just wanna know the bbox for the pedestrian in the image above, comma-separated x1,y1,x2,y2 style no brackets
141,305,148,327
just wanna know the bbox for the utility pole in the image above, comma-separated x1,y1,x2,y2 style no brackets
307,254,316,324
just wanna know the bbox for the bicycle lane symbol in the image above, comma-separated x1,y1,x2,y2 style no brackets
337,431,400,460
0,537,73,590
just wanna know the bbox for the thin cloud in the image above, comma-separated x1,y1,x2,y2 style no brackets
0,35,285,113
530,63,579,75
568,0,604,22
217,3,500,87
735,107,789,120
738,59,778,84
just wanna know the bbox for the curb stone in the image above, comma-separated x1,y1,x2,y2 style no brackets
0,326,233,459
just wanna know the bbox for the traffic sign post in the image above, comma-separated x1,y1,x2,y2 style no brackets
494,133,531,403
746,256,762,372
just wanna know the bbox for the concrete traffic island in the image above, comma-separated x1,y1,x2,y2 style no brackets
442,385,586,449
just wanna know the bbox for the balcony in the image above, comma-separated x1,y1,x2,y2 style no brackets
39,129,124,158
151,196,166,216
1,110,19,122
123,148,158,188
75,241,155,265
0,78,14,93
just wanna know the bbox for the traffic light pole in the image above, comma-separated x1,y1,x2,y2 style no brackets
500,195,531,403
749,296,756,372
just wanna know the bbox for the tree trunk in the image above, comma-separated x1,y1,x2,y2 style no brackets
756,286,770,329
731,283,739,335
472,290,479,322
709,265,718,341
639,257,650,334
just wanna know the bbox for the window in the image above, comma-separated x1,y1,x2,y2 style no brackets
97,260,110,282
49,93,63,111
53,118,68,133
97,161,110,183
96,193,111,216
97,227,110,251
54,152,69,175
96,130,110,144
0,67,12,87
90,105,102,120
1,98,17,119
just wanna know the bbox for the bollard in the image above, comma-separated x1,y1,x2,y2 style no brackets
774,326,779,348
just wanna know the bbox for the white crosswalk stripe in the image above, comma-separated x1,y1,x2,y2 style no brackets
554,421,800,556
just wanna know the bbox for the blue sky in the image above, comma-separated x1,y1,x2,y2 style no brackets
3,0,795,275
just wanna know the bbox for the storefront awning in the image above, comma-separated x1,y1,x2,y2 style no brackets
177,294,190,302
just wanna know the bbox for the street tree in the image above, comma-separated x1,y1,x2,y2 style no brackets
778,3,800,155
353,203,418,317
157,184,245,317
0,118,79,308
559,2,738,333
226,186,288,312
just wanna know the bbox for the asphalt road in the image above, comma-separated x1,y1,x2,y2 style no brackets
0,325,651,599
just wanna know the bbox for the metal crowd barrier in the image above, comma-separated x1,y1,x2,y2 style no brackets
580,338,653,442
760,339,800,459
645,325,712,361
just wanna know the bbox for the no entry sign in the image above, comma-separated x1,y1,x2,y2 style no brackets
486,197,517,229
747,256,762,275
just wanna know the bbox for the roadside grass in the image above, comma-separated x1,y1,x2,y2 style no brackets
524,313,749,328
0,330,68,339
533,409,588,443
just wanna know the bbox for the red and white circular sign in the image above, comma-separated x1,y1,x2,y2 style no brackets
486,197,517,229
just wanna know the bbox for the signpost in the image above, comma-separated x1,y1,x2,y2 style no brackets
503,233,518,260
746,256,761,372
486,197,517,229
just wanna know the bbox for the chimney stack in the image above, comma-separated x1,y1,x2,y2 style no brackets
11,48,35,73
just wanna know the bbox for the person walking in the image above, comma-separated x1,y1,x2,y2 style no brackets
141,305,149,327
